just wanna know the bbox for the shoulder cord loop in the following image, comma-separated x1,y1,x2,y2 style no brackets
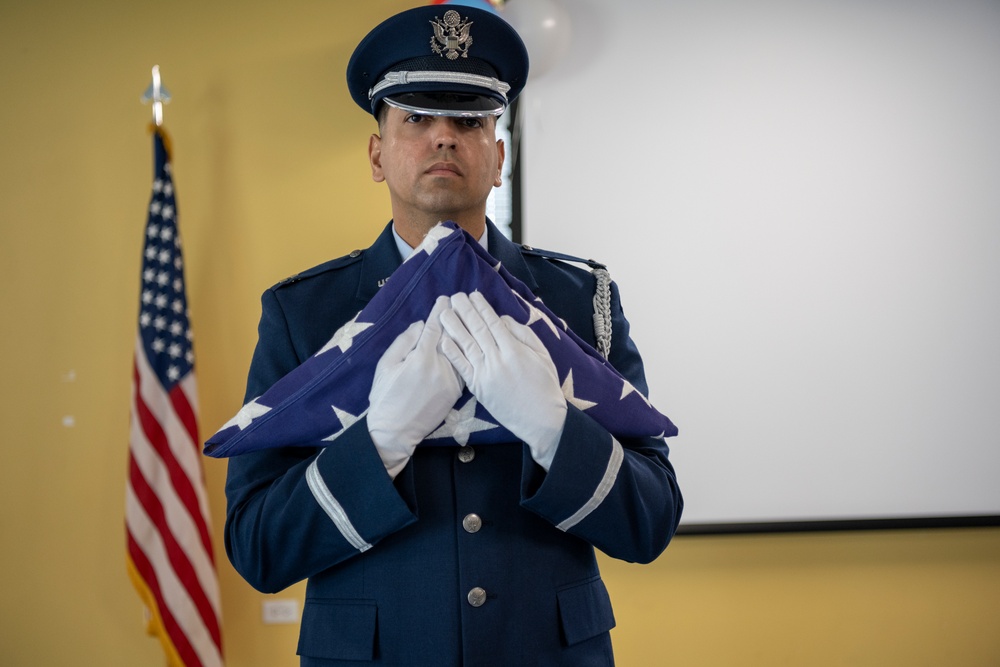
592,267,613,360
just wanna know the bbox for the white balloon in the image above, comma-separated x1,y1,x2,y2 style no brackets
502,0,572,80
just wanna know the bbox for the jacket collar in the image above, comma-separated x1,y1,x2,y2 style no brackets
357,219,538,302
357,222,403,302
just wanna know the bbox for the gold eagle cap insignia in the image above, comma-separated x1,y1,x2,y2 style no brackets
430,10,473,60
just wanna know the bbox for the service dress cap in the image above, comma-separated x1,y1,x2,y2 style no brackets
347,5,529,118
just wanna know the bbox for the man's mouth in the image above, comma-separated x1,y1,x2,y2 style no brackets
426,162,462,177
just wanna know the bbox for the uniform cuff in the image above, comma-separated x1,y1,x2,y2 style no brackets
309,419,417,551
520,405,620,532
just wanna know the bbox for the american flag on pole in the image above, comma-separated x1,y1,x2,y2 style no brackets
205,221,677,459
126,126,224,667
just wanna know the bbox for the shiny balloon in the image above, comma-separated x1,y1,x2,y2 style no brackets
501,0,571,80
429,0,501,15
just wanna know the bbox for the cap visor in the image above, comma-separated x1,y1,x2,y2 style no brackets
383,92,505,117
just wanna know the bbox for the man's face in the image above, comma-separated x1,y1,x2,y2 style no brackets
369,105,505,229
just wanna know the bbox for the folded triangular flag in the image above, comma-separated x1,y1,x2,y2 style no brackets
204,222,677,458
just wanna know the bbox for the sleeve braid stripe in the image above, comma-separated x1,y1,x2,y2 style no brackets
556,438,624,532
306,455,373,552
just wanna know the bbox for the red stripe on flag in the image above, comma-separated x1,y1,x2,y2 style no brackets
129,455,223,648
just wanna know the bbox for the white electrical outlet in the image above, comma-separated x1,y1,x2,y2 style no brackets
261,599,300,625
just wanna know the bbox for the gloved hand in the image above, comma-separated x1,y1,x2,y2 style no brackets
368,296,464,478
439,291,567,471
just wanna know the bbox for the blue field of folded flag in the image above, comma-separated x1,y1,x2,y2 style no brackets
204,222,677,459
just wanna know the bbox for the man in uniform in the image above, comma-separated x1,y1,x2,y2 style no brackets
222,5,682,665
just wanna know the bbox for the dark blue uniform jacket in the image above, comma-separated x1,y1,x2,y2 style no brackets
224,221,683,666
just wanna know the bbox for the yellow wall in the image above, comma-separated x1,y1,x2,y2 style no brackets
1,1,997,665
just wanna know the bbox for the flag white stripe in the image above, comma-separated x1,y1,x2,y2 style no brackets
126,484,223,667
556,438,624,532
129,369,222,615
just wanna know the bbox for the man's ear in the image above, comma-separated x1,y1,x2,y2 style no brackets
494,138,506,188
369,133,385,183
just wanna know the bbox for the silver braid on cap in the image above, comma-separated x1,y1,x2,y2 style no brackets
369,70,511,100
592,267,612,360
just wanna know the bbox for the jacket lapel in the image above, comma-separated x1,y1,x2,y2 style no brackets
486,220,538,292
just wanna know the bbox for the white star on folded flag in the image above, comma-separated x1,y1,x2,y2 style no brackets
407,223,454,261
561,369,598,411
222,397,271,431
316,314,373,356
514,291,562,338
427,396,498,445
620,380,653,408
322,405,365,441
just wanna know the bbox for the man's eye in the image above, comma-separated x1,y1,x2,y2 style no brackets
461,118,483,129
405,114,428,123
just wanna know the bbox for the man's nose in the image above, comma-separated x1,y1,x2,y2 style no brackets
433,119,458,150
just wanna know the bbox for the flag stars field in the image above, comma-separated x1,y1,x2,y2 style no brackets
136,153,194,389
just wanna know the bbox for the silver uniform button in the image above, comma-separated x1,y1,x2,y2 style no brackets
467,587,487,607
457,446,475,463
462,513,482,533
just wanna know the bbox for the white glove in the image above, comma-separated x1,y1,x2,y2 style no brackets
439,291,567,471
368,297,464,478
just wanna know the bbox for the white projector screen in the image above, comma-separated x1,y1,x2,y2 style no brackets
517,0,1000,528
